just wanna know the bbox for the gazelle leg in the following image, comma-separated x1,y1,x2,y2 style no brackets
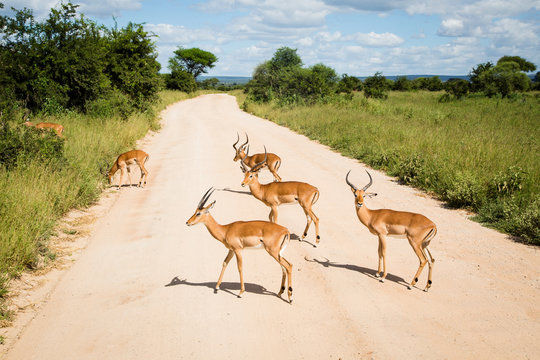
409,240,428,290
422,247,434,292
126,166,133,187
308,208,320,243
234,250,245,298
118,165,126,188
301,210,312,241
268,206,278,223
216,250,234,290
139,162,149,187
278,265,287,296
279,256,293,303
270,168,282,182
377,235,388,281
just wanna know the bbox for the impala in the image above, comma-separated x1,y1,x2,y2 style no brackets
186,188,294,303
233,132,282,182
107,149,149,188
346,170,437,291
241,149,320,245
23,112,64,138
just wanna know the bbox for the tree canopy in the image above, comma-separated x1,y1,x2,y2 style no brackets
168,47,218,79
0,2,161,116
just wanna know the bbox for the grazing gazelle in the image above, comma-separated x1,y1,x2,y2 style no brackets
107,150,149,188
186,188,294,303
23,112,64,138
346,170,437,291
241,149,320,245
233,132,282,182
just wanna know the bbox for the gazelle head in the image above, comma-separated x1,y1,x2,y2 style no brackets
345,170,377,208
232,132,249,161
241,147,266,187
186,187,216,226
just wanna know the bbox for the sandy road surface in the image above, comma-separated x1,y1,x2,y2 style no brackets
3,94,539,359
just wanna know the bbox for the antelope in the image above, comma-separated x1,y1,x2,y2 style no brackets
186,188,294,303
24,116,64,138
233,132,282,182
241,149,320,245
107,150,149,188
346,170,437,291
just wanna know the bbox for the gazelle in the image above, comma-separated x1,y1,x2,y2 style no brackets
107,150,149,188
186,188,294,303
233,132,282,182
346,170,437,291
241,149,320,245
23,112,64,138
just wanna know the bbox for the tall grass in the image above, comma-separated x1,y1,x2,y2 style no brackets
237,91,540,244
0,90,193,319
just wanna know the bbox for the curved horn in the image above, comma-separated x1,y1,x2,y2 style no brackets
252,146,267,171
232,132,240,150
240,150,249,172
362,170,373,191
345,170,358,191
240,132,249,150
197,187,215,209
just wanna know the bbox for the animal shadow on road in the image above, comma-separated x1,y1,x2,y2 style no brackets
304,256,410,288
290,233,317,248
165,276,289,303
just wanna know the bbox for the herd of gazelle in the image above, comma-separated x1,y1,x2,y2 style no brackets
106,131,437,302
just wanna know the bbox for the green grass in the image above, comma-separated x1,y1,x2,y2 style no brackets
0,90,194,320
236,90,540,244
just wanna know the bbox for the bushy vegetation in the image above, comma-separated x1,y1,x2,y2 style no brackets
0,2,162,115
245,47,340,104
239,91,540,244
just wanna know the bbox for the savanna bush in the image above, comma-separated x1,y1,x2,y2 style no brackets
0,124,65,170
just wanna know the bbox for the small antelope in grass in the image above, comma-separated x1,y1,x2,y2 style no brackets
107,150,149,188
233,132,282,182
23,111,64,138
346,170,437,291
186,188,294,303
241,148,320,245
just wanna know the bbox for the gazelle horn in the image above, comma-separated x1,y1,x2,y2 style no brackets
345,170,358,191
240,132,249,150
252,146,267,172
362,171,373,191
232,132,240,150
197,187,215,209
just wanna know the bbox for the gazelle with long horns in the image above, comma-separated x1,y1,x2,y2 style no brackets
241,149,320,245
186,188,294,303
346,170,437,291
233,132,282,182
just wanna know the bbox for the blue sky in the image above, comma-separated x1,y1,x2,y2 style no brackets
3,0,540,77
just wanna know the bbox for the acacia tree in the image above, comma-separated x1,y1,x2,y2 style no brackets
168,47,217,79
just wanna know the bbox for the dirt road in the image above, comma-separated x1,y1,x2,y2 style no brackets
3,94,539,359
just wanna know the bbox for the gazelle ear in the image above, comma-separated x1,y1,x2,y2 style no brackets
365,192,378,198
208,200,216,210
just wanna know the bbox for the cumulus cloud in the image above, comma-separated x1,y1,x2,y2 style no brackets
2,0,143,18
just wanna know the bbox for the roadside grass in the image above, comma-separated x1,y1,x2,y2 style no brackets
0,90,193,321
236,90,540,244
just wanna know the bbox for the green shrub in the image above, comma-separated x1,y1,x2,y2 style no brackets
0,124,65,170
443,171,484,209
487,166,526,198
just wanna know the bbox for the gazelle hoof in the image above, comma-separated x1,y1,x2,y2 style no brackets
407,284,412,290
379,278,384,283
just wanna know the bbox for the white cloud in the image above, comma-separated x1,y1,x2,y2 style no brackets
352,32,404,47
